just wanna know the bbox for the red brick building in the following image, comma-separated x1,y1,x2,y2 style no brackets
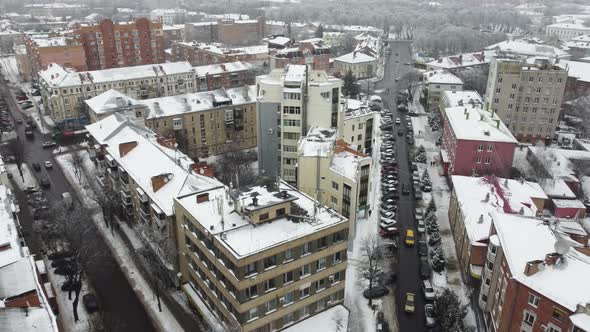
23,33,87,77
479,214,590,332
270,38,331,71
76,18,165,70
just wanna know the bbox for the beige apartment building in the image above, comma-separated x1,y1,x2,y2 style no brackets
297,127,371,236
85,113,221,283
39,61,196,129
485,57,567,144
341,99,376,154
175,180,348,332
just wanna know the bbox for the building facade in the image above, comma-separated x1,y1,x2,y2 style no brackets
150,8,187,26
256,65,342,184
162,24,185,49
485,57,567,144
76,18,165,71
38,61,195,129
423,70,464,110
440,104,517,178
175,180,349,332
170,41,269,67
546,22,590,41
270,39,331,72
23,33,87,77
333,52,378,80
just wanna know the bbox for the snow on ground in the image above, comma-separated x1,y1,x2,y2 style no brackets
344,112,394,332
54,147,185,332
0,56,20,84
44,257,99,332
6,163,38,189
410,89,478,329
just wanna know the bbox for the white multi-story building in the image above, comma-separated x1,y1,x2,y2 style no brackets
256,65,342,184
38,61,196,129
546,20,590,41
150,8,187,25
485,57,567,144
423,70,464,110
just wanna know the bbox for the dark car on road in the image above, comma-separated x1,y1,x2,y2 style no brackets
40,178,51,189
32,162,41,171
83,293,99,313
363,285,389,300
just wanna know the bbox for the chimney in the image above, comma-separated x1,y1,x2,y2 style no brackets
524,260,544,276
151,173,172,192
252,197,258,206
477,214,484,224
545,252,561,266
466,112,469,120
484,192,490,202
519,207,525,215
196,193,209,203
118,141,138,157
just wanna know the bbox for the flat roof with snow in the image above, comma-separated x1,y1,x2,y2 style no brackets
528,146,590,183
334,51,377,64
298,127,337,158
193,61,255,77
493,214,590,311
557,60,590,83
442,90,483,107
451,175,547,243
444,105,517,143
282,304,349,332
423,70,463,85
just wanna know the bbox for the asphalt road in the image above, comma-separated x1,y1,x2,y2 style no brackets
0,79,156,332
375,40,428,332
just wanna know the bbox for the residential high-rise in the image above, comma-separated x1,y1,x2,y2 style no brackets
256,65,342,184
76,18,165,70
485,57,567,144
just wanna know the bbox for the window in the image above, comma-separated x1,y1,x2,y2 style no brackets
317,257,327,271
285,312,295,324
332,271,341,284
302,242,311,256
333,251,342,263
487,261,493,271
246,285,258,298
331,196,338,206
477,144,483,151
511,83,517,89
300,286,311,299
294,261,310,278
485,156,491,164
265,298,277,313
485,278,491,286
487,144,493,152
283,92,301,100
476,155,482,164
332,181,339,190
333,232,343,243
276,208,286,217
246,262,257,276
528,294,539,307
259,212,269,221
318,237,327,248
264,255,276,269
248,307,259,321
284,292,294,305
264,278,276,292
316,278,326,291
320,91,330,99
481,294,488,302
283,271,294,284
523,311,535,326
547,324,562,332
495,87,501,93
552,308,565,322
284,248,294,261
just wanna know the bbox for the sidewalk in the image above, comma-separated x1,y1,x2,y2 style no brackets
54,150,184,332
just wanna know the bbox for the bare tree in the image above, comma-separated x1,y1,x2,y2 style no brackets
356,235,383,306
44,205,105,322
69,150,85,183
213,150,256,187
3,137,26,181
88,183,118,232
398,70,422,98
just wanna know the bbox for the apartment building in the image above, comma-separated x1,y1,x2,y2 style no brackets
333,52,378,80
38,61,195,129
565,34,590,60
23,33,87,77
270,38,331,72
85,89,148,123
162,24,185,49
297,128,371,235
423,70,464,111
150,8,187,26
256,65,342,184
440,90,483,109
341,99,375,154
86,113,221,281
440,104,517,178
184,17,266,46
485,57,567,144
141,86,257,158
76,18,165,70
175,179,348,332
546,21,590,41
448,175,547,283
479,214,590,332
170,41,269,67
0,25,22,54
193,61,257,91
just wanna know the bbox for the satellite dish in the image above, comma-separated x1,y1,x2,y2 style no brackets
554,239,571,255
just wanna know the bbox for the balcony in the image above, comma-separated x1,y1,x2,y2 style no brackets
106,155,116,168
96,175,106,187
487,248,497,263
151,203,166,228
136,187,148,203
139,206,151,222
121,189,132,205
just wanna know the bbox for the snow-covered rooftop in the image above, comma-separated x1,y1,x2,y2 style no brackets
493,214,590,311
444,105,517,143
486,39,570,59
298,127,337,158
282,304,349,332
257,66,339,88
423,70,463,85
84,89,143,114
330,150,368,180
344,98,374,119
540,179,577,199
570,313,590,330
334,51,377,64
528,146,590,183
558,60,590,83
142,86,255,119
426,50,495,70
553,198,586,209
451,175,547,243
267,36,292,46
193,61,255,77
39,61,194,88
0,186,21,267
86,114,221,216
442,90,483,107
30,36,73,47
547,21,590,31
177,181,347,258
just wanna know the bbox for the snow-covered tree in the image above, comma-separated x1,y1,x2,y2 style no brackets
425,211,437,225
427,222,439,234
428,232,441,246
435,288,469,331
422,169,431,186
342,69,360,98
427,199,437,214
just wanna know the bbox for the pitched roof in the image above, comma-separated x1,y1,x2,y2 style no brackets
84,89,143,114
334,51,377,64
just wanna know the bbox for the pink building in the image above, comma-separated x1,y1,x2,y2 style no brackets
441,105,517,178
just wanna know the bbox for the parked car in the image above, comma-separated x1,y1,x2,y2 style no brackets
395,118,401,125
417,219,426,233
44,161,53,169
380,210,396,219
405,293,415,313
405,229,415,246
402,184,410,195
379,225,399,238
83,293,99,313
415,190,423,200
397,129,404,136
40,178,50,189
418,241,428,256
22,104,34,110
380,217,397,227
415,208,424,221
363,285,389,300
42,141,57,148
425,304,436,327
420,260,432,279
422,280,436,301
32,162,41,171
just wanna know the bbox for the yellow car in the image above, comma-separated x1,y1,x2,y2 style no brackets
405,292,415,313
405,229,415,246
